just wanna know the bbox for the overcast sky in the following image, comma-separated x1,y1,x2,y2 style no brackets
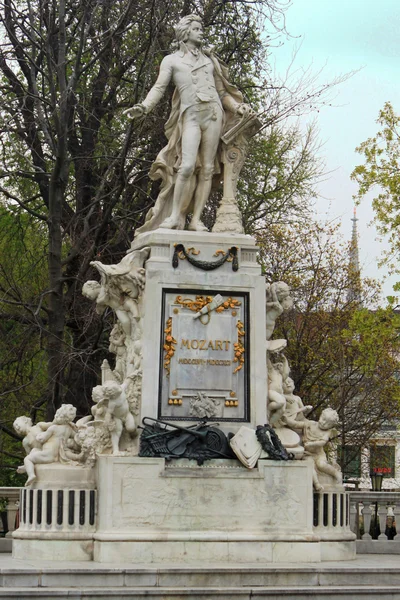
272,0,400,301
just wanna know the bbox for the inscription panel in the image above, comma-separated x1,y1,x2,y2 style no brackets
159,289,249,421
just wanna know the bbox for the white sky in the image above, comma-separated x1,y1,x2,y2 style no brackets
272,0,400,301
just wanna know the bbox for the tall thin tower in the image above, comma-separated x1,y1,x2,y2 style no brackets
347,206,362,304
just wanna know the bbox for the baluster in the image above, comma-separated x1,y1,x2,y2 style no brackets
84,490,90,526
378,502,388,540
25,488,31,530
392,503,399,540
349,499,358,537
62,489,69,531
51,489,58,531
327,493,333,529
361,502,372,540
32,490,38,528
318,492,324,528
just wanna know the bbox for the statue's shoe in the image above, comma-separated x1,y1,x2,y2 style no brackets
188,219,208,232
159,216,185,230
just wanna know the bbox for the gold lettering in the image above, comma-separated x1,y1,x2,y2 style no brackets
206,359,232,366
181,339,190,349
215,340,223,351
191,340,199,349
199,339,206,350
208,340,214,350
224,340,230,351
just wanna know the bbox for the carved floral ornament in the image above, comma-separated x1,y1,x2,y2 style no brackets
172,244,239,271
233,320,245,374
163,317,177,378
175,295,241,314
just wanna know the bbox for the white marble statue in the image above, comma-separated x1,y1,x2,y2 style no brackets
265,281,294,353
272,374,313,459
93,381,137,454
15,405,77,486
267,355,289,426
82,247,149,338
281,377,313,425
13,416,50,456
63,416,111,467
283,407,342,491
124,340,142,417
108,323,127,383
125,14,257,234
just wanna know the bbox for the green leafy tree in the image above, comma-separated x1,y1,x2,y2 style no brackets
0,0,342,420
351,101,400,289
258,220,400,467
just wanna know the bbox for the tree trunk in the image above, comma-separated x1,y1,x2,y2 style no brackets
46,168,66,420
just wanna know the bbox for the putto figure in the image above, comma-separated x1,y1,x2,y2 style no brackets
15,405,77,486
125,14,254,233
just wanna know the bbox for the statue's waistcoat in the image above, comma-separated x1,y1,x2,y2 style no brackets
172,51,222,113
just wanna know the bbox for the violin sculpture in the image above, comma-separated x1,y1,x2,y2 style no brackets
139,417,234,465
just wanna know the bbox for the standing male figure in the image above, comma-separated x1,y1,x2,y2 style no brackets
125,14,252,233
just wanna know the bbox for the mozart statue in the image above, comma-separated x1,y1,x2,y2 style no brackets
125,14,259,234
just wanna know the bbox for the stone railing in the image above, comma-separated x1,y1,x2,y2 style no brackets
0,487,21,535
18,487,96,534
349,491,400,553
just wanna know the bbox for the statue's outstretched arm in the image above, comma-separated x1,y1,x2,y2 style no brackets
124,56,173,119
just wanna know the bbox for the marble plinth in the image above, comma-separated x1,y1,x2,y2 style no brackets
93,455,355,564
130,229,267,431
12,465,96,562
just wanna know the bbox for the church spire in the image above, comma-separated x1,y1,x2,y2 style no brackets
347,206,362,304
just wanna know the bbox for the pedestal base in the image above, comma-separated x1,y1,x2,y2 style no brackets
12,465,96,561
94,456,355,564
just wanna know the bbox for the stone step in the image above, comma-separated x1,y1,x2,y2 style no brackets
0,585,399,599
2,565,400,589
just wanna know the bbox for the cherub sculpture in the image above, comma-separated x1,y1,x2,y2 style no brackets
109,323,127,382
265,282,293,353
13,416,50,456
16,404,77,486
63,416,111,467
82,247,150,338
94,381,137,454
267,355,289,426
283,407,342,491
281,377,313,426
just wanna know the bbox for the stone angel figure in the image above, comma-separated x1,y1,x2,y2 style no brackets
82,247,150,338
265,281,294,353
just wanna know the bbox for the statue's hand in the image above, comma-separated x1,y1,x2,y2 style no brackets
132,267,146,292
123,104,146,119
36,432,46,443
236,103,255,117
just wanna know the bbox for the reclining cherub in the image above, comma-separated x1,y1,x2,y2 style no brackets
14,405,77,486
13,416,51,457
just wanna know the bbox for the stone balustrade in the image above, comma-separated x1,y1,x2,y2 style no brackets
312,489,356,560
349,491,400,553
0,487,21,536
18,487,96,534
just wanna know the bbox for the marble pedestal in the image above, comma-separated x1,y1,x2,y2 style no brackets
13,465,96,561
130,229,267,431
93,456,355,564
